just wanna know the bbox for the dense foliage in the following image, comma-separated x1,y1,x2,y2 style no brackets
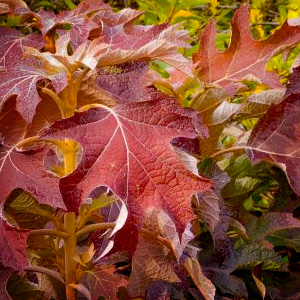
1,0,300,299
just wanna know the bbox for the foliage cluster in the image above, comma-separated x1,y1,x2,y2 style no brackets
1,0,300,300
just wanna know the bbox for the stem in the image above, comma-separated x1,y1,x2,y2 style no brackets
42,88,66,118
25,266,65,285
76,103,108,113
64,213,77,300
29,228,70,239
76,222,115,238
62,140,78,175
62,73,78,118
210,146,246,159
15,136,40,149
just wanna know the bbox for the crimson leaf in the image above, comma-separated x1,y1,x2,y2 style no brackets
0,27,43,68
42,88,212,245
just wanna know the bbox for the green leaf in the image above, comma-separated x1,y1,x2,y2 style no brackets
3,189,55,230
6,273,46,300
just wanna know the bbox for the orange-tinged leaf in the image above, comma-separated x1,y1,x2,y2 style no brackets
193,3,300,95
184,256,216,300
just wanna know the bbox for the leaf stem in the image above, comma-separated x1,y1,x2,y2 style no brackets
15,136,40,149
76,103,107,113
41,87,66,118
76,222,115,238
209,146,246,159
25,266,65,285
29,228,70,239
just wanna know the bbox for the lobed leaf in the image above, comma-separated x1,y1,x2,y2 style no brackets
0,58,68,122
193,3,300,95
42,88,212,247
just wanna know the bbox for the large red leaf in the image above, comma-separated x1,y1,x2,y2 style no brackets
0,58,68,122
193,3,300,95
0,219,29,271
42,88,212,241
0,145,63,209
0,27,44,68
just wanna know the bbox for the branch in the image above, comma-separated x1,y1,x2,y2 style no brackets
30,228,70,239
25,266,65,284
76,223,115,238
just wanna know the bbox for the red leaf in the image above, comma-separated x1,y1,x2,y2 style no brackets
0,219,29,271
247,91,300,195
83,264,127,300
78,61,150,107
0,27,44,68
0,0,31,16
0,146,64,209
42,88,211,244
37,0,106,49
193,3,300,95
0,58,68,122
93,20,192,75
